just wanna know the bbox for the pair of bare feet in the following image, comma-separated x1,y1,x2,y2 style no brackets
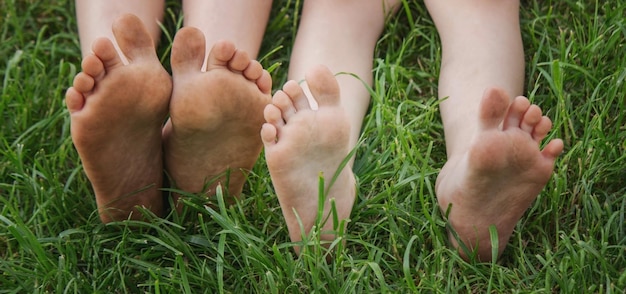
66,15,563,261
66,15,272,222
262,84,564,260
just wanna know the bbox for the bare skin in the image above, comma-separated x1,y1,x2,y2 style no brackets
288,0,401,149
65,14,171,222
262,0,399,254
436,88,564,261
423,0,564,261
261,65,355,253
162,27,272,209
75,1,164,58
182,0,272,60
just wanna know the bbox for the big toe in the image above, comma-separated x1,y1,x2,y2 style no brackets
479,87,510,130
112,14,158,61
171,27,206,75
306,65,341,107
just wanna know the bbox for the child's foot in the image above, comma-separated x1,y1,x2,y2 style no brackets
436,88,564,261
65,14,172,222
261,65,355,253
163,28,272,208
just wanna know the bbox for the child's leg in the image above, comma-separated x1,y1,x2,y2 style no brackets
288,0,400,148
181,0,272,59
75,1,164,58
67,14,172,222
261,0,400,252
162,1,273,205
424,0,563,261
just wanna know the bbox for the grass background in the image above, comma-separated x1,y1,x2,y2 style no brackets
1,0,625,292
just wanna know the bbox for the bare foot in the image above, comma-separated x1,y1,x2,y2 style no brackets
261,65,355,253
436,88,564,261
65,14,172,222
163,28,272,209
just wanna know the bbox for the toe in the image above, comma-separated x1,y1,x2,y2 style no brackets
503,96,531,130
542,139,564,160
520,105,542,134
228,49,250,72
206,40,236,70
532,116,552,143
305,65,340,107
261,123,278,146
91,38,123,71
243,60,272,94
112,14,157,61
478,87,510,130
65,87,85,113
243,60,264,81
256,70,272,95
73,72,95,93
282,80,310,111
171,27,206,75
264,104,285,127
273,90,297,122
81,54,105,79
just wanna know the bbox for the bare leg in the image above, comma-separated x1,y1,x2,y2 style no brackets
263,0,400,253
75,0,164,58
162,29,272,208
182,0,272,59
66,15,172,222
425,0,564,261
288,0,400,148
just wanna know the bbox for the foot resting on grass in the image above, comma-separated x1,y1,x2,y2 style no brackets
162,28,272,211
65,14,172,222
261,65,355,254
436,88,564,261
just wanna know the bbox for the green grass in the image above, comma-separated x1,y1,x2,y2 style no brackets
1,0,625,292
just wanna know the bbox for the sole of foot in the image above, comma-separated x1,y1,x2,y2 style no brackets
162,28,272,212
65,14,172,222
436,87,564,261
261,64,356,254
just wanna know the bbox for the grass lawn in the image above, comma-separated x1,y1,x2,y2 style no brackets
1,0,625,292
